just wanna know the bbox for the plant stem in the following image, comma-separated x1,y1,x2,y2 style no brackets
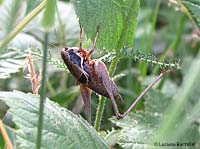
36,33,48,149
109,56,120,76
94,96,106,131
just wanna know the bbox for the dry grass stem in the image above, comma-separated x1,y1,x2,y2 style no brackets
24,54,42,95
0,119,13,149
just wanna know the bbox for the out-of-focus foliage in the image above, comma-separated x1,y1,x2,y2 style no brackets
0,0,79,50
41,0,56,31
0,0,200,148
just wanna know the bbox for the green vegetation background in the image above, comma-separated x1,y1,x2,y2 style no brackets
0,0,199,148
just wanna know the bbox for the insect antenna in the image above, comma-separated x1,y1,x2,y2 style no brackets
88,26,100,56
48,42,59,49
79,24,83,50
53,26,67,48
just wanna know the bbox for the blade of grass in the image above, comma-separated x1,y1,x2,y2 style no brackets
169,96,200,141
0,0,47,49
152,14,186,75
152,51,200,144
140,0,160,77
37,0,56,147
36,33,48,149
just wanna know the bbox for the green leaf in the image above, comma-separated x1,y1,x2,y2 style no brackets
72,0,140,50
0,48,26,79
182,0,200,29
104,128,121,147
0,91,109,149
41,0,56,31
0,0,3,4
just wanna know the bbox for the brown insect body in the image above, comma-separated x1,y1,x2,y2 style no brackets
81,58,120,99
61,47,123,100
61,26,170,124
61,46,124,123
